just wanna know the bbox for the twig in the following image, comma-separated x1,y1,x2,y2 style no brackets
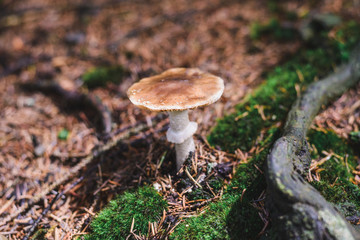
0,197,15,216
22,177,84,240
184,168,202,189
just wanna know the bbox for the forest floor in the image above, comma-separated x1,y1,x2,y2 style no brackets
1,0,360,239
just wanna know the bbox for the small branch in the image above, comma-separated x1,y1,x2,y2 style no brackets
22,177,84,240
184,168,202,189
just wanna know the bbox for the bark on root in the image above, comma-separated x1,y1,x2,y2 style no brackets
266,44,360,240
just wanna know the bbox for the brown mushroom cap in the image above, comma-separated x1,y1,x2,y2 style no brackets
127,68,224,111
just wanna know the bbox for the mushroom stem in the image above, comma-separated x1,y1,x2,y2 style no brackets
167,110,197,170
168,110,190,132
175,137,195,170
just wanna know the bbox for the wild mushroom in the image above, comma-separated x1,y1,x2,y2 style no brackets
127,68,224,170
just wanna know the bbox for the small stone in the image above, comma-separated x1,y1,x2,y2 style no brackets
65,32,85,45
24,97,35,107
153,182,162,192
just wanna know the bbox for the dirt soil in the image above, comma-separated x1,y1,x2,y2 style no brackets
0,0,359,239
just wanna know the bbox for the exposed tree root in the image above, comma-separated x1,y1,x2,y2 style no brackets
266,44,360,239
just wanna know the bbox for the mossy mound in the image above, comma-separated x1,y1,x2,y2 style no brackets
85,186,167,240
82,65,125,89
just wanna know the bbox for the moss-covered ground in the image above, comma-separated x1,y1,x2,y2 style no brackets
85,20,360,240
250,18,297,41
308,130,360,217
85,186,167,240
82,65,126,89
171,21,360,239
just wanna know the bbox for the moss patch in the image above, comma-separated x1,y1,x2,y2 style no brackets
57,128,69,140
171,21,360,239
250,18,297,41
85,186,167,240
308,130,360,215
170,181,266,240
350,131,360,145
186,176,224,201
82,65,126,89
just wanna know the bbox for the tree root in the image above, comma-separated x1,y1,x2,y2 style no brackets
266,44,360,239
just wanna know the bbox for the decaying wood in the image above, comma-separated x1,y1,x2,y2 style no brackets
266,44,360,239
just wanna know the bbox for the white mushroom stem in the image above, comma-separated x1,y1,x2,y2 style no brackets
166,110,197,170
175,137,195,170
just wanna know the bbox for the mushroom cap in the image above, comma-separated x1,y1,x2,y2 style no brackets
127,68,224,111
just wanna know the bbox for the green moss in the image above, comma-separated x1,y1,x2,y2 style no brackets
85,186,167,240
308,130,360,214
172,21,360,239
350,131,360,144
82,66,125,89
209,178,224,192
226,177,266,239
335,20,360,61
171,129,276,240
308,130,352,158
174,145,271,240
250,18,296,41
171,198,231,240
171,181,265,240
57,128,69,140
187,177,224,201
